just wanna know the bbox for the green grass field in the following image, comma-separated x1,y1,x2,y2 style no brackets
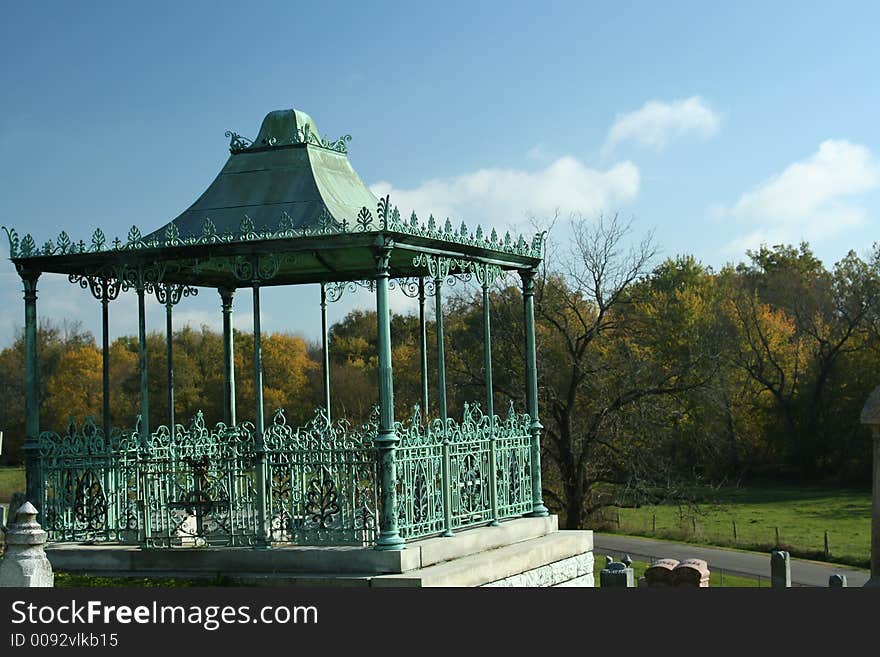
594,484,871,568
0,466,24,502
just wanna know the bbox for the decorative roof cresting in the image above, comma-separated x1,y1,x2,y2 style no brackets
225,108,351,154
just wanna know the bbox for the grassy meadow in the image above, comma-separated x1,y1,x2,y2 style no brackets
593,484,871,568
0,466,24,502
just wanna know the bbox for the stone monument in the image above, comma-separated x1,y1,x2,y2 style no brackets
829,574,847,587
644,558,679,587
600,556,634,588
770,549,791,588
673,559,710,587
860,384,880,587
0,502,54,587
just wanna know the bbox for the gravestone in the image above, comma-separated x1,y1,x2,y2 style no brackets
600,556,634,588
673,559,710,587
644,558,679,587
770,549,791,588
0,502,54,587
829,574,847,587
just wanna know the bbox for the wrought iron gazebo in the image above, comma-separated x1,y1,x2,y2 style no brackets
2,108,548,550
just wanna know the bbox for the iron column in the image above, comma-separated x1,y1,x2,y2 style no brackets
252,280,269,544
321,282,331,421
482,272,499,526
374,243,405,550
21,270,41,515
434,269,453,537
521,269,548,517
165,292,175,438
101,281,111,438
136,277,152,542
418,277,428,420
136,283,150,447
219,288,236,426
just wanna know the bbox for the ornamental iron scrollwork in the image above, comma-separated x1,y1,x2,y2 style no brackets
324,279,375,303
225,124,351,154
225,130,254,152
73,469,108,531
3,193,545,264
394,400,533,538
305,470,341,529
68,273,122,302
152,282,199,306
33,398,532,546
227,253,289,283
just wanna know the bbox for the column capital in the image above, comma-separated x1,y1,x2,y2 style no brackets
18,268,40,299
219,286,235,310
373,242,394,276
519,267,537,294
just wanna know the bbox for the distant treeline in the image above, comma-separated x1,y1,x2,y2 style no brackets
2,218,879,529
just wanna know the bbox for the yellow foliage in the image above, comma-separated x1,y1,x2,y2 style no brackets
45,344,103,430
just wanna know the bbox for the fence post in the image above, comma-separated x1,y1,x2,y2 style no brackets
775,526,780,546
652,513,656,532
733,520,738,542
824,530,830,558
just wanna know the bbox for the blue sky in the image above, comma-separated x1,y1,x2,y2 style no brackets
2,1,879,346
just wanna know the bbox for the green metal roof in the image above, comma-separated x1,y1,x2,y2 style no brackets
145,109,378,241
3,107,545,287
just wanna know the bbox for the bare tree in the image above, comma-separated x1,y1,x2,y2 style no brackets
535,214,713,529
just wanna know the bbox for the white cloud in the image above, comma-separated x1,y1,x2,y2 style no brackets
720,139,880,253
603,96,720,155
370,156,640,233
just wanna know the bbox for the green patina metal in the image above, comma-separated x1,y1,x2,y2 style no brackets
218,288,236,426
4,107,547,549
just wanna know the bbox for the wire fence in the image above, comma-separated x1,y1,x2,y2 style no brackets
594,508,855,566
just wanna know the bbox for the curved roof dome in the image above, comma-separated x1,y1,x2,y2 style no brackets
146,108,378,241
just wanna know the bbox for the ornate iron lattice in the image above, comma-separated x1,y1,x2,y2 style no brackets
265,409,378,545
37,416,134,542
35,400,532,547
3,195,545,263
142,413,258,547
305,470,341,529
395,401,533,539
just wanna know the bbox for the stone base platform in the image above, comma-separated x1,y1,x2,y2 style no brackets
45,516,593,587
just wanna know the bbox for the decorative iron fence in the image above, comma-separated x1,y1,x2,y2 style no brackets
36,401,534,547
265,409,378,546
37,417,137,543
141,416,261,547
395,401,533,540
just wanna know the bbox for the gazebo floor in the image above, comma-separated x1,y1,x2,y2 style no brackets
44,516,595,587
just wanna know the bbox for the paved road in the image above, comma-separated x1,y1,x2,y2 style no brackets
594,533,869,587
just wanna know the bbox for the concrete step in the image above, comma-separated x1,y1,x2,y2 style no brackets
412,515,558,568
45,516,560,576
371,530,593,587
